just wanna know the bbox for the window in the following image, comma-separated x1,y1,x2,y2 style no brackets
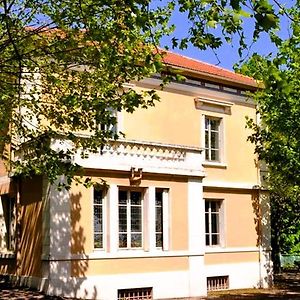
205,116,221,161
207,276,229,291
93,188,104,249
119,190,143,249
155,190,163,248
118,287,152,300
0,195,15,251
205,200,222,246
98,107,118,135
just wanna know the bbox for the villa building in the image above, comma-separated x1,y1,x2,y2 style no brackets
0,51,272,299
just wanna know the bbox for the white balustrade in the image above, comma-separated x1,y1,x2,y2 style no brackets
75,139,205,177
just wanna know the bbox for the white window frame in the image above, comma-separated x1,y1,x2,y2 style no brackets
93,187,106,250
205,199,224,247
118,189,144,249
205,116,221,162
202,114,225,166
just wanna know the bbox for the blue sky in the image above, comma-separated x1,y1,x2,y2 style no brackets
159,1,293,70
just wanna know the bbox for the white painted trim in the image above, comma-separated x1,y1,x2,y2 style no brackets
107,184,118,253
195,97,234,108
188,179,204,253
188,256,207,297
41,246,266,260
147,187,156,251
42,250,206,261
194,97,233,114
203,162,227,168
162,189,169,251
203,181,258,190
205,246,260,253
137,77,255,106
48,177,71,259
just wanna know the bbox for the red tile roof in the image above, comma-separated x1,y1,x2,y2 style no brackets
162,50,257,89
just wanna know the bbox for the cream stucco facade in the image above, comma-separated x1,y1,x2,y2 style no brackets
0,54,272,299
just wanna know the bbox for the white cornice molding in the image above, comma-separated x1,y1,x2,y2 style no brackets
136,77,255,107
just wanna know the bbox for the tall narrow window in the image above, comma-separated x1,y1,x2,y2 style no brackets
0,195,15,251
205,116,221,161
205,200,222,246
155,190,163,248
93,189,104,249
119,190,143,249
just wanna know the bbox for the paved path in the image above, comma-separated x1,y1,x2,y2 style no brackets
0,280,63,300
208,272,300,299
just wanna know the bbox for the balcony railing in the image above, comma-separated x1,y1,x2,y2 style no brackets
74,139,204,177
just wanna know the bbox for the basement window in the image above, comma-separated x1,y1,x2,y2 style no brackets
207,276,229,291
118,287,153,300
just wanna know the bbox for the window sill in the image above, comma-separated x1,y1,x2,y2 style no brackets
71,249,197,260
203,161,227,168
205,246,259,254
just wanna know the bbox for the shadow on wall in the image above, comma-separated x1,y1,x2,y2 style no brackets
44,182,98,299
251,189,273,288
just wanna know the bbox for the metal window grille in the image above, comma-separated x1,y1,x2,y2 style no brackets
118,288,153,300
207,276,229,291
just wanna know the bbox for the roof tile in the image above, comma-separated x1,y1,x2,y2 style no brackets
162,51,256,88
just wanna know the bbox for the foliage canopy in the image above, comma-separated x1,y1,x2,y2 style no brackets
0,0,281,187
238,2,300,259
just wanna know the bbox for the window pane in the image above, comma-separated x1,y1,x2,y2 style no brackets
212,234,219,245
210,119,219,131
131,233,142,248
131,191,141,205
205,117,209,129
93,189,103,249
119,190,127,204
119,234,127,248
205,201,209,211
119,206,127,232
205,149,209,160
94,189,103,205
205,131,209,148
94,234,103,248
211,149,219,161
155,191,163,206
210,202,217,212
206,234,210,246
155,207,162,232
210,132,219,149
205,213,209,234
156,234,163,248
155,190,164,248
131,206,142,232
211,213,219,233
94,206,102,231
